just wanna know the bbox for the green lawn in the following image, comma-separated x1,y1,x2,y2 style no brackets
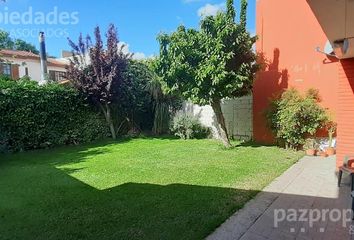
0,138,302,240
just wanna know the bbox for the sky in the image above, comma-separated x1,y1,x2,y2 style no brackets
0,0,256,58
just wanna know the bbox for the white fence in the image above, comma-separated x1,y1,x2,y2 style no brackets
182,95,253,141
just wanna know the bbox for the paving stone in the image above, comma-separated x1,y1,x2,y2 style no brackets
207,156,352,240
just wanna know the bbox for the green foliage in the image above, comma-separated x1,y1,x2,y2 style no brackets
240,0,247,29
156,0,258,147
120,59,182,135
0,74,13,81
170,112,211,140
156,0,258,105
0,30,14,49
145,59,183,135
0,77,108,152
266,88,328,149
119,60,154,132
13,39,39,54
226,0,236,21
0,30,39,54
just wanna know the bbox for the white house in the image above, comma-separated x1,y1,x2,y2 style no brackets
0,49,68,83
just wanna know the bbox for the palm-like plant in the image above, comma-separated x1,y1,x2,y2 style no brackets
145,78,173,135
145,60,182,135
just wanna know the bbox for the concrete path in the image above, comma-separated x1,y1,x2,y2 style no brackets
207,156,354,240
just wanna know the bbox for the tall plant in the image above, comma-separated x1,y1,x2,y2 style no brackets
156,0,258,147
146,59,182,135
121,60,154,132
67,24,130,139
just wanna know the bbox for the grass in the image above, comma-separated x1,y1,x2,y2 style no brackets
0,137,303,240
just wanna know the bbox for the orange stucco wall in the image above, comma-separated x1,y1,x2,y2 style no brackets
337,60,354,168
254,0,339,143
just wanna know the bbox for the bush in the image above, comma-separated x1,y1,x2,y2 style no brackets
170,113,210,140
0,77,109,152
121,60,154,132
266,88,328,149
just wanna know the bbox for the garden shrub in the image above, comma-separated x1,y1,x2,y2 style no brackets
266,88,327,149
120,60,155,132
170,112,210,140
0,77,109,152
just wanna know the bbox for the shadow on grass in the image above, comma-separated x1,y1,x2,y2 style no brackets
219,141,278,151
134,134,180,140
0,156,259,240
0,139,261,240
235,141,277,148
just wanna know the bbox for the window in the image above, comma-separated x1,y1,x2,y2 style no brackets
1,63,11,76
25,67,29,76
49,70,66,82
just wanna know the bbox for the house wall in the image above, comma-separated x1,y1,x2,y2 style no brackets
337,59,354,168
2,57,66,82
183,95,253,141
254,0,339,143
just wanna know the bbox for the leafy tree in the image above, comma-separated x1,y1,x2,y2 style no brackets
156,0,258,147
13,39,39,54
0,30,39,54
67,24,130,139
0,30,14,50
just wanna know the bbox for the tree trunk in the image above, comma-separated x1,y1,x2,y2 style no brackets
211,99,232,148
99,103,117,139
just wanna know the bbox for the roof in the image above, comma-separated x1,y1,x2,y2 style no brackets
0,49,68,68
48,58,69,68
0,49,39,58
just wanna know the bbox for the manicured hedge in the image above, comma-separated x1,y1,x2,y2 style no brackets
0,78,109,152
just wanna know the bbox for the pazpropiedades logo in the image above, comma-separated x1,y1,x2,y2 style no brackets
0,2,80,39
0,7,79,25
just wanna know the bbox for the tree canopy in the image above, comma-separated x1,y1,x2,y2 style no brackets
156,0,259,147
0,30,39,54
67,24,131,139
